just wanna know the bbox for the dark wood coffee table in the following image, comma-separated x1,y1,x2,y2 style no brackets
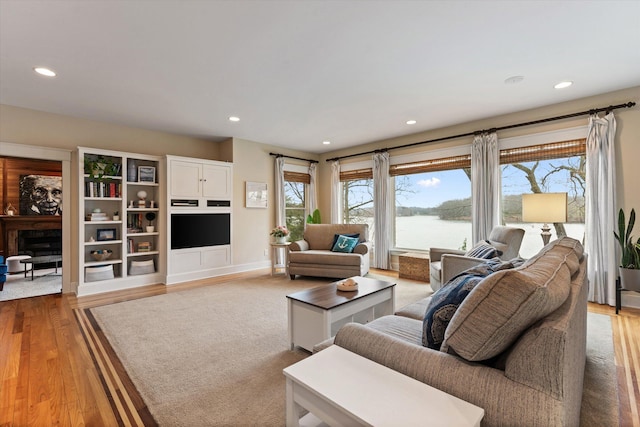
21,255,62,280
286,276,396,351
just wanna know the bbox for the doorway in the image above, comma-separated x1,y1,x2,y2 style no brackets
0,142,71,300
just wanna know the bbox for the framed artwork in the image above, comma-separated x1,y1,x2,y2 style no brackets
19,174,62,215
246,181,268,208
97,228,117,241
138,166,156,183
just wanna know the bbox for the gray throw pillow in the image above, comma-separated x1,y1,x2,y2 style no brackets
465,240,503,259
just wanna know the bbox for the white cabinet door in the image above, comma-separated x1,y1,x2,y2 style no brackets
202,164,232,199
170,160,201,198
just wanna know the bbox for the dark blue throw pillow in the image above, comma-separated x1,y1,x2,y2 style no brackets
422,258,524,350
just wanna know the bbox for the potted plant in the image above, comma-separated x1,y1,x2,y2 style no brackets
145,212,156,233
84,155,119,180
270,225,290,244
306,209,321,224
614,208,640,291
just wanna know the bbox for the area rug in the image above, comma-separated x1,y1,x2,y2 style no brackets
0,268,62,301
580,312,619,426
83,274,615,426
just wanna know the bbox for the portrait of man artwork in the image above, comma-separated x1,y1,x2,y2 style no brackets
19,174,63,215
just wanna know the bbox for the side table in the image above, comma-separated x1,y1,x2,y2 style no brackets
271,242,290,276
283,345,484,427
399,252,430,281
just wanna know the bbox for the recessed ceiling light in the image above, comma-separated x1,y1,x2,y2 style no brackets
406,120,417,125
554,81,573,89
504,76,524,84
34,67,56,77
228,116,240,122
322,141,331,145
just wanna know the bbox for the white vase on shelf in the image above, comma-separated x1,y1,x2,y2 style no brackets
275,236,287,244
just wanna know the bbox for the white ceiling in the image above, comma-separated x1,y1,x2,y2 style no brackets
1,1,639,154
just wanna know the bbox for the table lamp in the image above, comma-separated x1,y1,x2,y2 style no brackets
522,193,568,245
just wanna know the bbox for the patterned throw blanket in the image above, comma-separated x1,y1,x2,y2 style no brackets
423,258,526,349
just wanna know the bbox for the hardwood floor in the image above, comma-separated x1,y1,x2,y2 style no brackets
0,271,638,426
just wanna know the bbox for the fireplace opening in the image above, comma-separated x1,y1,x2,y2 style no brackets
18,229,62,269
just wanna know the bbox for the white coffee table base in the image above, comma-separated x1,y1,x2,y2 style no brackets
288,286,394,352
284,345,484,427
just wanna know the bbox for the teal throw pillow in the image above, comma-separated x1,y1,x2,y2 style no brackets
330,233,359,249
331,235,359,253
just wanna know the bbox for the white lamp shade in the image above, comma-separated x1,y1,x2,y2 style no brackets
522,193,568,223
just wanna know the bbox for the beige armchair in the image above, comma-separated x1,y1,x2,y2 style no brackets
429,225,525,291
288,224,371,280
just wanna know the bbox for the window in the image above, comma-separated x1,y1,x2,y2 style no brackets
501,139,586,258
391,154,472,251
284,171,309,242
340,167,374,225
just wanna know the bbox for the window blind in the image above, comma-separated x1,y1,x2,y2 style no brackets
339,168,373,181
389,154,471,176
500,139,586,164
284,171,310,184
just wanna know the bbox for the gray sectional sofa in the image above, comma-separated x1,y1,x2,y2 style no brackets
327,237,588,427
288,223,371,280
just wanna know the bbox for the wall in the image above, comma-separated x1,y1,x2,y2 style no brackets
229,137,319,270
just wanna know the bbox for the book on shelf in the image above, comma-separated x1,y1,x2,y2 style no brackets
90,212,109,221
85,181,121,198
137,241,151,252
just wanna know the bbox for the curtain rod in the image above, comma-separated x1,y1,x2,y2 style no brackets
325,101,636,162
269,152,319,164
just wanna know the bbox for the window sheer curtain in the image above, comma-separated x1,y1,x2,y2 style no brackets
308,163,318,217
330,160,341,224
373,152,391,269
471,132,500,244
585,112,617,305
274,157,286,227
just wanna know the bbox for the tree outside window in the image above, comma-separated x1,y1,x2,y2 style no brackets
285,181,305,242
502,154,585,258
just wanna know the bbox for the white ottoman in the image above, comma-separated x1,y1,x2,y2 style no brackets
7,255,32,274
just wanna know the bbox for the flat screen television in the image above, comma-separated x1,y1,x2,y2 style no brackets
171,213,230,249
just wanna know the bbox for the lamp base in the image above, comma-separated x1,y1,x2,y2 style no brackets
540,223,552,245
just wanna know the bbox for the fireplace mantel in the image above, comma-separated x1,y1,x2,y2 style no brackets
0,215,62,257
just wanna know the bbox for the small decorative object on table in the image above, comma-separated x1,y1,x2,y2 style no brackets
91,249,113,261
137,190,147,208
145,212,156,232
270,225,290,244
337,277,358,291
138,166,156,183
4,203,16,216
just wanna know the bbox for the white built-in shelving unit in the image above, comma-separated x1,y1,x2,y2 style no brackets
77,147,164,296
